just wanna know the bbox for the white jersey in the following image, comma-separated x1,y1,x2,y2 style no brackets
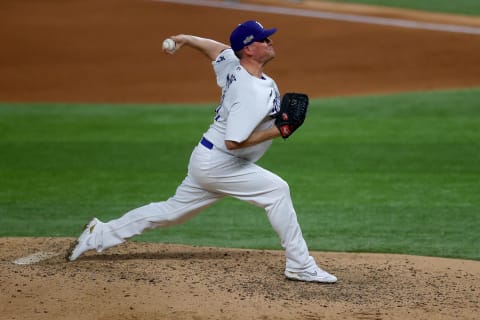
203,49,281,162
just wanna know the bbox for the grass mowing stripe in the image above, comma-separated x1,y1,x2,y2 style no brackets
0,88,479,260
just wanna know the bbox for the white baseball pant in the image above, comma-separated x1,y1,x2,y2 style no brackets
91,140,317,272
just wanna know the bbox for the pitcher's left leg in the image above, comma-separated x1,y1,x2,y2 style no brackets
252,170,316,272
200,157,315,271
243,170,336,282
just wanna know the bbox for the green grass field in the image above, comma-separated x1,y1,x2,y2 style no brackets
325,0,480,16
1,88,479,260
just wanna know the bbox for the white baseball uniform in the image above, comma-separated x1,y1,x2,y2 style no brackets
87,49,318,272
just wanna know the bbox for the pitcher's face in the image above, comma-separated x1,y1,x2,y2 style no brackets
249,37,276,64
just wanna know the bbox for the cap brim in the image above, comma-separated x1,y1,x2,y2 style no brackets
262,28,277,39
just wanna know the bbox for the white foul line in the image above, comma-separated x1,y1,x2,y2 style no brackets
153,0,480,35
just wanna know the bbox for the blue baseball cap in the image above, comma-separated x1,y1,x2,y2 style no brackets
230,20,277,52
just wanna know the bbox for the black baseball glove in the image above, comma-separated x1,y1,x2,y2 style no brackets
274,92,309,139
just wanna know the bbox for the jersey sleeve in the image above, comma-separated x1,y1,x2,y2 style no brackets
212,49,239,88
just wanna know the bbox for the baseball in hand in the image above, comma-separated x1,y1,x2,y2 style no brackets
162,38,176,53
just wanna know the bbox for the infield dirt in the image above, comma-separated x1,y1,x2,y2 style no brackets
1,0,479,319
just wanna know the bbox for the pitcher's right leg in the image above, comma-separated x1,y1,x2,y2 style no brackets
67,175,222,261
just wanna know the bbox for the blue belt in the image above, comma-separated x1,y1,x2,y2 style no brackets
200,137,213,150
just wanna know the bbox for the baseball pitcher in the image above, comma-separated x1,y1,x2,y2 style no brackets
67,20,337,283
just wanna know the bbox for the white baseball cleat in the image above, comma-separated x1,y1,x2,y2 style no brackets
66,218,101,261
285,266,337,283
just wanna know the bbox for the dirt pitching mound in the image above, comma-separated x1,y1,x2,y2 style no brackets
1,237,479,320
